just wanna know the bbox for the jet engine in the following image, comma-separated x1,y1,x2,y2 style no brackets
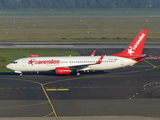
55,67,71,75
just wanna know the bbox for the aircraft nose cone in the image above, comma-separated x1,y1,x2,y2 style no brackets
6,64,12,69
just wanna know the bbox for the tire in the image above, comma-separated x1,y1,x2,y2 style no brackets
76,72,80,76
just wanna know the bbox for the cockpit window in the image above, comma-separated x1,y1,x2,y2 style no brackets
12,61,18,64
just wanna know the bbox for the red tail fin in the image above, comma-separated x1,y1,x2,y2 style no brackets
112,29,148,58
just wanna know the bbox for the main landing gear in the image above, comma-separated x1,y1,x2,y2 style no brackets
75,70,80,76
76,72,80,76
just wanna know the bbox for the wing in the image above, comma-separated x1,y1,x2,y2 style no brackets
68,54,105,70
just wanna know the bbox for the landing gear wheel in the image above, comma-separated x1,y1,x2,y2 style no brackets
76,72,80,76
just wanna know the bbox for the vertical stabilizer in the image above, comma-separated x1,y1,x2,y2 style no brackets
112,29,148,58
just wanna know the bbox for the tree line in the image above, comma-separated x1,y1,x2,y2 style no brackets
0,0,159,10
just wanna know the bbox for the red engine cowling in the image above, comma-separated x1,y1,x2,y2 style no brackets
55,67,71,75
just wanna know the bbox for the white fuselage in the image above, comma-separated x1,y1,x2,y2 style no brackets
6,56,137,73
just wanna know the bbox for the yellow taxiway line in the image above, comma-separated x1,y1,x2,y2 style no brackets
46,89,69,91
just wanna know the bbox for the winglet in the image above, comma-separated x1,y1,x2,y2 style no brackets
90,50,96,56
96,54,105,64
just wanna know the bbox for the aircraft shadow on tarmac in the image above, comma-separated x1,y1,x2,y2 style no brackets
0,71,108,76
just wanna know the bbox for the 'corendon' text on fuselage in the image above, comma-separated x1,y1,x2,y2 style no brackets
28,59,60,66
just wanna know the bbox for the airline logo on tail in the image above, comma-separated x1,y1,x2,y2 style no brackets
127,33,145,56
128,46,134,56
112,29,148,58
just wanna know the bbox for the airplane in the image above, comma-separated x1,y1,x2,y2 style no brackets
6,29,148,76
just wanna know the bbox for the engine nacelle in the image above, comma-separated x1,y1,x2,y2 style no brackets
55,67,71,75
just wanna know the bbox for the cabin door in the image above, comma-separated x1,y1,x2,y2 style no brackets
22,60,26,67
